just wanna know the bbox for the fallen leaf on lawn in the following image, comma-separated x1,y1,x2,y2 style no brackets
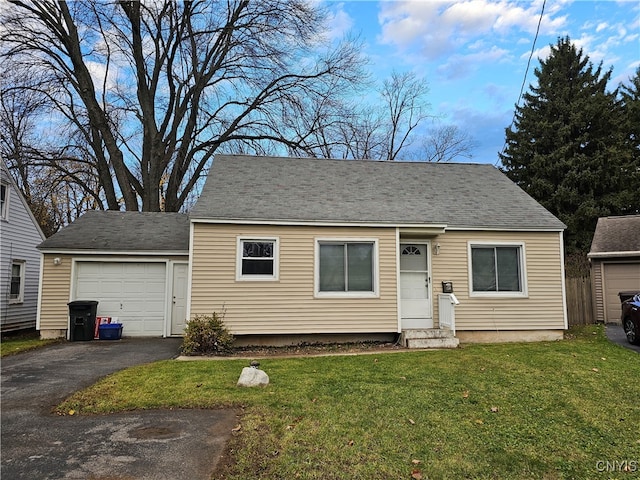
412,459,421,465
374,358,378,363
68,410,75,416
286,424,295,430
195,383,203,388
592,368,599,372
347,440,354,446
411,469,423,479
601,357,607,361
231,424,242,432
475,419,484,425
408,418,416,425
462,390,469,399
491,406,499,413
480,367,486,371
400,376,407,380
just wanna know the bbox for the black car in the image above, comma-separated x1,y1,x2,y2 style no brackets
621,293,640,345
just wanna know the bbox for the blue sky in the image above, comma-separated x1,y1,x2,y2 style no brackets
325,0,640,163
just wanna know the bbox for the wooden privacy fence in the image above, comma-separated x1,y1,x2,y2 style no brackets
565,276,595,326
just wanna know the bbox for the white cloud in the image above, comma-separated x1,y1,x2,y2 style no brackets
437,45,510,80
378,0,568,61
324,3,354,41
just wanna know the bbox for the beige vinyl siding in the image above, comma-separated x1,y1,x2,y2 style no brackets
39,254,73,330
190,224,398,334
430,231,565,330
591,260,604,322
38,254,188,333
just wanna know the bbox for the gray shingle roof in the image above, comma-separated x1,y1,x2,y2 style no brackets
589,215,640,255
191,155,565,230
38,211,189,252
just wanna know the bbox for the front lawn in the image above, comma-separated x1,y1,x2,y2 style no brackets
0,331,60,357
58,326,640,479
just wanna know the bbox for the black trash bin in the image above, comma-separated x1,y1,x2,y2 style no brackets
68,300,99,341
619,291,640,304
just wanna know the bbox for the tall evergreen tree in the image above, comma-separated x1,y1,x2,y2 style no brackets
617,68,640,213
500,36,634,254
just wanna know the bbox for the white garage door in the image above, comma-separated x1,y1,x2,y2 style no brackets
603,262,640,323
75,262,167,336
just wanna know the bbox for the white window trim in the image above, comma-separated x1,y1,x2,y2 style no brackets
467,241,528,298
236,237,279,281
314,237,379,298
9,260,26,304
1,181,9,221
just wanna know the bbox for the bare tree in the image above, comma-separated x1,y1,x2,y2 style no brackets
423,124,476,163
0,82,102,235
1,0,366,212
286,70,474,162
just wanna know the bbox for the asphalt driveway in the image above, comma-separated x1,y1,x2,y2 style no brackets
1,338,237,480
606,323,640,353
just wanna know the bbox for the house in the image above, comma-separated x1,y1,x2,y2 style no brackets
1,160,46,333
37,155,568,345
37,211,189,338
588,215,640,324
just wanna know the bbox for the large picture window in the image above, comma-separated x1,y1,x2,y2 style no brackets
316,240,377,296
469,243,527,296
237,238,278,280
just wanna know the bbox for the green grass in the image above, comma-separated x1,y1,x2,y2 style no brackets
58,325,640,479
0,331,60,357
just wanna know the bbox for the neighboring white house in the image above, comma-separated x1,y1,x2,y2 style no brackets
1,160,46,332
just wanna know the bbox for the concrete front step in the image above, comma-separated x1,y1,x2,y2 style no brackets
401,329,459,349
405,337,460,349
402,328,455,339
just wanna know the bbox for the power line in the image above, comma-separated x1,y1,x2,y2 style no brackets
496,0,546,167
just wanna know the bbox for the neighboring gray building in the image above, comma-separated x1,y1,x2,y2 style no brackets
1,161,46,332
588,215,640,324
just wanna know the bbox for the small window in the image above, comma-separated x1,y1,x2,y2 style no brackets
9,260,25,304
237,238,278,280
316,240,377,296
469,243,527,297
0,182,8,220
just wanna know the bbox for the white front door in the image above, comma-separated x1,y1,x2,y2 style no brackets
170,263,189,336
400,243,433,329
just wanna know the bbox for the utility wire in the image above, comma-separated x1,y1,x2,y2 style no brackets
496,0,546,167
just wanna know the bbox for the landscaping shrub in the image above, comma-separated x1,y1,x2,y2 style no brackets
181,311,234,355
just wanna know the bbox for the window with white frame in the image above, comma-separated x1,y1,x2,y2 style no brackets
9,260,25,303
469,243,526,296
237,238,278,280
316,240,377,296
1,182,8,220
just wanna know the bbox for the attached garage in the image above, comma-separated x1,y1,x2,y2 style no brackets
74,261,168,336
589,215,640,324
37,212,190,339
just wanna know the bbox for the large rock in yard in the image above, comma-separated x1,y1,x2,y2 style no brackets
237,366,269,387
